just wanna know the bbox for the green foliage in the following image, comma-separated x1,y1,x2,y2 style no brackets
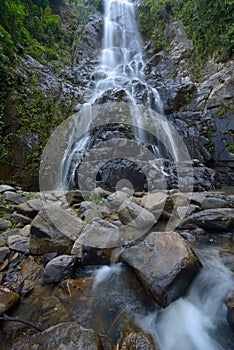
138,0,234,62
218,104,228,118
89,191,105,205
226,143,234,153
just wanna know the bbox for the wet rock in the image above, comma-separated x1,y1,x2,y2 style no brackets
177,208,234,232
3,191,27,205
43,255,76,284
7,235,29,253
121,231,202,308
179,231,196,242
16,256,44,295
120,322,156,350
0,219,12,231
118,201,156,229
30,204,85,255
17,199,44,218
0,287,20,314
0,185,16,193
227,195,234,208
10,322,101,350
226,293,234,332
72,218,120,264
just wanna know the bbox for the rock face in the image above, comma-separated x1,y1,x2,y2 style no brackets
0,287,20,314
10,322,101,350
121,231,202,308
30,204,85,254
120,322,157,350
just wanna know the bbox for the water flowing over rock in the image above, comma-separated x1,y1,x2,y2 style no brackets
121,231,202,308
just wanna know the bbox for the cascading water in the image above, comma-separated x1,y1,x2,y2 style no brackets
62,0,180,190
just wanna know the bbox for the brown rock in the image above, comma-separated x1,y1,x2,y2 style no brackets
0,287,20,314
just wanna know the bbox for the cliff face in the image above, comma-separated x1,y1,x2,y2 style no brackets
0,1,233,189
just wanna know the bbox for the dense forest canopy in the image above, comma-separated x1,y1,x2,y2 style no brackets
138,0,234,62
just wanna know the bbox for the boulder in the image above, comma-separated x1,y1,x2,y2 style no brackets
0,287,20,314
17,199,44,218
72,218,120,264
30,204,85,255
10,322,101,350
0,185,16,193
118,201,156,229
226,293,234,332
0,219,12,231
7,235,29,253
12,212,32,224
0,246,9,263
120,322,157,350
66,190,84,206
3,191,27,205
121,231,202,308
140,192,168,212
43,255,76,284
177,208,234,232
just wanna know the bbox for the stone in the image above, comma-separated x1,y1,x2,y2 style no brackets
120,322,156,350
226,293,234,332
30,204,85,255
200,197,229,209
177,208,234,232
10,322,101,350
66,190,84,206
0,228,20,244
227,195,234,208
0,219,12,231
141,192,168,212
43,255,76,284
121,231,202,308
118,201,156,229
106,190,132,211
7,235,29,253
176,205,199,219
3,191,27,205
17,199,44,218
0,287,20,314
72,218,120,264
12,212,32,224
0,247,9,263
0,185,16,193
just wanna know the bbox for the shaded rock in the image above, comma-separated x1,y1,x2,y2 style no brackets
227,195,234,208
3,191,26,205
30,204,85,255
0,287,20,314
118,201,156,229
12,212,32,224
177,208,234,232
176,205,199,219
72,219,120,264
0,229,20,245
43,255,76,284
0,246,9,263
79,201,99,213
16,255,44,295
200,197,229,210
10,322,101,350
120,322,156,350
7,235,29,253
0,185,16,193
0,219,12,231
17,199,44,219
226,293,234,332
179,231,196,242
121,231,201,308
66,190,84,206
81,208,103,222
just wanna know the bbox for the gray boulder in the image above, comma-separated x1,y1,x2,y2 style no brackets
7,235,29,253
0,218,12,231
17,199,44,218
43,255,76,283
121,231,201,308
177,208,234,232
3,191,26,205
30,204,85,254
118,201,156,229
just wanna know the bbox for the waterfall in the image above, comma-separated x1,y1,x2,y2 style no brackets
61,0,183,190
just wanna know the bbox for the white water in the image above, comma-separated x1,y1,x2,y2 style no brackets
92,263,123,289
61,0,182,189
137,249,234,350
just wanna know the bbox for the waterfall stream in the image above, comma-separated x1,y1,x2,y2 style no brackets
61,0,181,190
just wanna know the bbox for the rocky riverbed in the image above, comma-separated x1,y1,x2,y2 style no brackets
0,183,233,349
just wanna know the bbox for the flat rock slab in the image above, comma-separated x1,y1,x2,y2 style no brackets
0,185,16,193
10,322,101,350
177,208,234,232
3,191,27,205
17,199,44,219
121,231,202,308
30,204,85,255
